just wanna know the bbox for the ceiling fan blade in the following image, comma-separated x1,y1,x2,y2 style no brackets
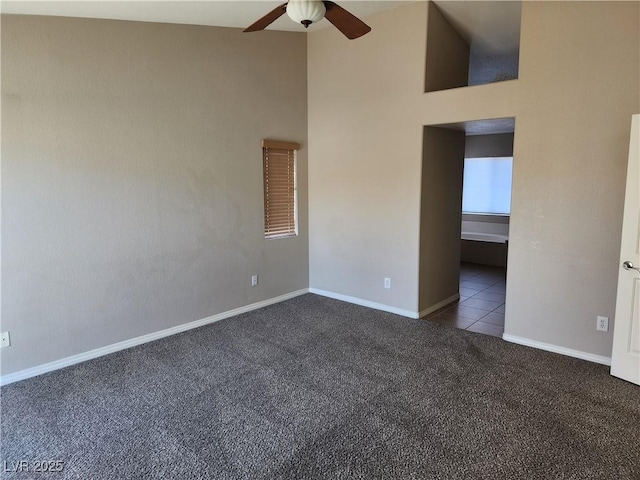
244,2,288,32
323,1,371,39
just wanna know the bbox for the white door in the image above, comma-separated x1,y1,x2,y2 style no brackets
611,114,640,385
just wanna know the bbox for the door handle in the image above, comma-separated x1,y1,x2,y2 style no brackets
623,261,640,273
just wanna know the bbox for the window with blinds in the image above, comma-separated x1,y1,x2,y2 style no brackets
262,139,300,239
462,156,513,215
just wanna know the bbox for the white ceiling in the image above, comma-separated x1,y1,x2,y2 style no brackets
1,1,521,49
434,0,521,54
0,0,414,33
439,117,516,136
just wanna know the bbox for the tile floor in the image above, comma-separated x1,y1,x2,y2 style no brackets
423,262,506,338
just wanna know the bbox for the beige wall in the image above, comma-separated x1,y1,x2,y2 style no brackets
1,15,308,375
425,1,469,92
308,5,428,314
309,1,639,358
2,0,638,375
419,127,465,313
506,1,639,356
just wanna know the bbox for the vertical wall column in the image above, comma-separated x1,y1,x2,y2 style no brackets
419,127,466,314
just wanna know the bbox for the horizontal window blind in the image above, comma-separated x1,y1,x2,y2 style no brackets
262,140,299,239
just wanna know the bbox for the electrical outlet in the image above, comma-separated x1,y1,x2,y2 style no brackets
251,275,258,287
0,332,10,348
596,316,609,332
384,277,391,289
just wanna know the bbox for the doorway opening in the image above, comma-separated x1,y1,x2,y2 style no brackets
419,118,515,338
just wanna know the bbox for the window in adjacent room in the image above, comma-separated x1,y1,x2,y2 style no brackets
462,156,513,215
262,139,300,239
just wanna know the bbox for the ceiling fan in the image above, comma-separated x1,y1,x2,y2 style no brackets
244,0,371,40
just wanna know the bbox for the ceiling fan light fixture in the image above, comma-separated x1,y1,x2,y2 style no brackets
244,0,371,40
286,0,326,28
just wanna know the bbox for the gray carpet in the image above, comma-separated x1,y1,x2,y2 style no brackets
1,294,639,479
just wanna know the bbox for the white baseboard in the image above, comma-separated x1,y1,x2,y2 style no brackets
0,289,309,386
502,333,612,366
5,290,611,386
308,288,419,319
417,293,460,319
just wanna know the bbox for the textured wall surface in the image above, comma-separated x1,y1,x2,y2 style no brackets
2,0,638,375
1,15,308,374
505,1,639,355
308,5,429,314
309,1,639,358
